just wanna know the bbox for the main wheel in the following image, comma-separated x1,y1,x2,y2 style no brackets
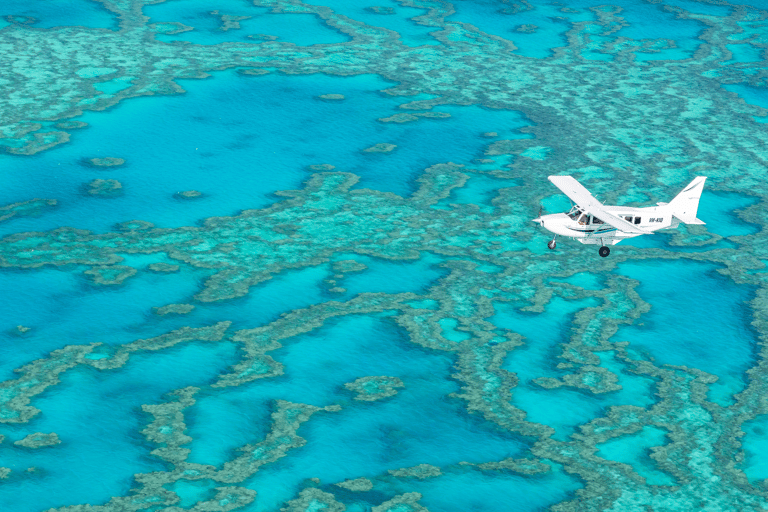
599,246,610,257
548,240,557,250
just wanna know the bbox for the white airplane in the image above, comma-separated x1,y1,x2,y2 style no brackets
533,175,707,257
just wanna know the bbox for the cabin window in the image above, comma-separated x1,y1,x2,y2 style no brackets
624,216,632,222
634,217,641,225
577,214,589,225
592,216,604,225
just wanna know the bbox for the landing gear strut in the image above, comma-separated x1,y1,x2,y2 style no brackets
547,235,557,250
599,246,610,257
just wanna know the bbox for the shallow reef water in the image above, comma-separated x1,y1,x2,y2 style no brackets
2,0,768,511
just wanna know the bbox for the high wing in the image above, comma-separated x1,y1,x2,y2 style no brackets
548,176,651,235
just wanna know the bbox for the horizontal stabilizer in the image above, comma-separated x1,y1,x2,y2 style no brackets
673,214,706,225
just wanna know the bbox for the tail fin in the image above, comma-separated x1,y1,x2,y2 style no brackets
668,176,707,225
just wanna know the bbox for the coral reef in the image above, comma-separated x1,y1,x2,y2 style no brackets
0,198,57,223
378,112,451,123
85,179,123,197
84,265,137,285
388,464,442,479
366,6,395,15
153,303,196,316
88,157,125,167
363,143,397,153
281,488,345,512
515,24,538,33
176,190,203,199
307,164,336,171
209,11,251,31
335,477,373,492
141,387,198,464
148,262,181,273
2,0,768,510
14,432,61,449
345,376,405,401
373,493,428,512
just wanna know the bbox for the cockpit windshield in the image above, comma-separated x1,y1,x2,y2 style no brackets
566,206,590,226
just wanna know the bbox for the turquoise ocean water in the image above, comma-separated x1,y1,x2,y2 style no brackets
2,0,768,511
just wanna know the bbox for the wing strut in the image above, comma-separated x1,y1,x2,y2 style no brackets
548,176,651,235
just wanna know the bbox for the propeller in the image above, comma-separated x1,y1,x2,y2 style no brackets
532,205,544,234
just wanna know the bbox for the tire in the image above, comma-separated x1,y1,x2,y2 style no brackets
599,246,610,257
548,240,556,250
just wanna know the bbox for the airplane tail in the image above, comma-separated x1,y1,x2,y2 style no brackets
667,176,707,225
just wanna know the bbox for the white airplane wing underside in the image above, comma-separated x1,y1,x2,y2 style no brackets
548,176,650,235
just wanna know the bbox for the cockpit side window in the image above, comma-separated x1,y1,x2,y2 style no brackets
577,214,589,225
592,216,604,225
624,216,632,222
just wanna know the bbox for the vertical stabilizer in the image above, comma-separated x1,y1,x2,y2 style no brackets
668,176,707,225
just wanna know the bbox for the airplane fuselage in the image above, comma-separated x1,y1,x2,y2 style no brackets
534,204,679,246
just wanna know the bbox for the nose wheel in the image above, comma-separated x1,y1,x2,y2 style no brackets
599,246,610,257
547,235,557,250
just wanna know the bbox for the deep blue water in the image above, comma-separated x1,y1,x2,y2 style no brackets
595,426,674,485
437,174,521,212
614,259,757,406
494,297,601,385
449,0,711,60
449,0,594,59
187,315,530,510
374,467,582,512
723,84,768,123
493,297,655,440
145,0,350,46
332,252,447,298
304,0,439,47
0,72,530,238
0,341,239,512
0,0,117,29
741,415,768,481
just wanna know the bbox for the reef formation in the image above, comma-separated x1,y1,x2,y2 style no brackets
1,0,768,511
